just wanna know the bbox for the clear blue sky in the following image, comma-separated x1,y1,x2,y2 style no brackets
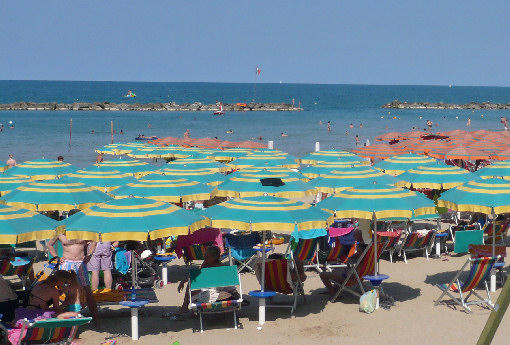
1,1,509,86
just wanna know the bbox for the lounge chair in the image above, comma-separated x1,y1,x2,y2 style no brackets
320,227,357,272
225,232,261,273
397,230,435,264
377,229,402,263
331,242,386,302
255,258,305,315
0,256,34,290
181,244,208,265
290,237,321,273
484,219,510,244
188,265,242,333
16,316,92,345
434,256,498,313
469,244,507,286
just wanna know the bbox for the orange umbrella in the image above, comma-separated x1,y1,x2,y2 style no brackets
375,132,405,141
409,140,457,155
191,137,223,148
352,144,409,159
234,140,267,149
467,140,507,153
471,129,493,139
490,148,510,161
429,145,491,160
445,129,468,138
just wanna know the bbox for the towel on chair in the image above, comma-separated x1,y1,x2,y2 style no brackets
175,228,224,258
115,248,129,275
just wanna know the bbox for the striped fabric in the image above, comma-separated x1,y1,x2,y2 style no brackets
264,259,293,294
403,231,433,250
196,300,239,311
0,258,33,276
347,242,385,286
485,220,509,239
325,240,356,263
377,230,402,249
25,326,72,342
442,257,497,293
182,244,207,262
293,238,318,263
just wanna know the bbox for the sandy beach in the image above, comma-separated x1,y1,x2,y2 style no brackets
12,230,508,345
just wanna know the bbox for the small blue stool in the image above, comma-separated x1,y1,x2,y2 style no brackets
154,255,176,286
119,299,149,340
363,274,395,307
249,290,277,325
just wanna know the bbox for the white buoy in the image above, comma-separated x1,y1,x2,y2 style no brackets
267,141,274,150
315,142,320,152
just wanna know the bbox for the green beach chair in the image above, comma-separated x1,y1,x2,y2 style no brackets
453,230,484,254
16,316,92,345
188,265,242,333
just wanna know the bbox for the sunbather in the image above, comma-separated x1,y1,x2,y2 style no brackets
28,270,80,313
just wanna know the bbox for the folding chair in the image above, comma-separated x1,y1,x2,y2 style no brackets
290,237,321,273
377,229,402,263
485,219,510,244
469,244,507,286
0,256,34,290
225,232,261,273
331,242,386,302
16,316,92,345
434,256,498,313
398,230,435,264
189,265,242,333
320,227,357,272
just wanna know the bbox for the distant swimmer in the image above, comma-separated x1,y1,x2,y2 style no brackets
183,129,190,138
96,153,104,164
355,135,360,147
148,123,152,129
226,129,234,134
6,154,16,167
345,130,349,136
57,155,64,162
281,132,288,137
91,130,95,134
359,123,363,128
120,129,124,135
319,120,322,125
0,124,3,132
349,123,354,129
426,120,433,130
467,118,471,126
258,136,263,140
327,121,331,132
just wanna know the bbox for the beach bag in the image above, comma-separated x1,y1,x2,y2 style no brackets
359,289,377,314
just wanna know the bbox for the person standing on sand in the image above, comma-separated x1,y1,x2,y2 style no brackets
6,154,16,167
184,129,190,138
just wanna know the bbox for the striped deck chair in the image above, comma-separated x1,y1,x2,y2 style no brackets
258,258,305,315
188,265,242,333
182,244,208,265
0,257,34,290
398,230,435,264
320,228,357,272
377,229,402,263
290,238,321,273
435,257,498,313
485,219,510,244
469,244,507,286
331,242,386,302
17,317,92,345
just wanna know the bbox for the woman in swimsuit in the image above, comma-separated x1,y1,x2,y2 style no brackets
28,270,78,312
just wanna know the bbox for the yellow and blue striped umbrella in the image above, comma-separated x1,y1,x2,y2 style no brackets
228,153,300,169
114,142,152,155
95,143,122,155
309,167,400,194
0,176,32,196
145,146,189,159
300,161,367,179
60,197,208,241
155,168,226,186
92,158,157,177
126,145,160,159
475,161,510,180
227,167,308,182
300,150,361,164
209,148,254,162
0,180,112,212
396,164,480,189
164,158,230,173
111,173,213,203
3,159,78,180
0,204,58,244
59,168,137,192
373,154,438,176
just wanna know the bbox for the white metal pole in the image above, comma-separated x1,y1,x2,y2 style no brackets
491,208,497,292
131,307,139,340
259,230,267,326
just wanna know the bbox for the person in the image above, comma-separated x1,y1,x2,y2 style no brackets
90,130,95,134
281,132,288,137
426,120,433,129
175,246,224,315
148,123,152,129
0,124,3,132
355,135,360,147
46,234,100,325
96,153,104,163
359,123,363,128
327,121,331,132
57,155,64,162
183,129,190,138
258,136,263,140
345,130,349,136
319,120,322,125
120,129,124,135
502,117,509,130
349,123,354,129
87,241,118,290
28,270,78,313
467,117,471,127
6,154,16,167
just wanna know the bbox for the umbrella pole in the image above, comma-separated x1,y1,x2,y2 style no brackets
131,249,136,289
373,212,378,276
491,208,497,292
259,230,267,326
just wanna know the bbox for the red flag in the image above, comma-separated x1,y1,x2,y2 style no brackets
256,67,261,75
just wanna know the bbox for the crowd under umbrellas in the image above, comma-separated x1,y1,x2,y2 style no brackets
2,130,510,333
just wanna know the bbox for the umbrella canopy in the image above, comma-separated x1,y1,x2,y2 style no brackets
352,144,410,159
373,154,437,175
191,137,223,148
145,146,190,159
300,161,366,179
227,167,308,181
429,145,491,160
4,159,78,180
375,132,405,142
0,180,112,212
396,164,479,190
59,168,137,192
309,167,400,194
467,140,506,153
111,173,213,203
299,150,359,164
476,161,510,180
0,176,32,195
0,204,58,244
201,195,333,232
491,148,510,161
233,140,267,149
155,168,225,186
60,197,208,242
164,158,230,173
126,145,160,159
95,143,121,155
213,172,316,199
228,154,300,169
209,149,253,162
317,184,436,219
92,158,156,177
114,142,152,155
409,140,457,155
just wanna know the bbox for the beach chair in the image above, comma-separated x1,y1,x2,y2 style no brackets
434,256,498,313
225,232,261,273
16,316,92,345
182,244,208,265
0,256,34,290
397,230,435,264
469,244,507,286
331,242,386,302
484,219,509,244
377,229,402,263
320,227,357,272
453,230,484,254
188,265,242,333
290,237,321,273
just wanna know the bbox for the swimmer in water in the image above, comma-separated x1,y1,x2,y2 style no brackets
281,132,288,137
226,129,234,134
349,123,354,129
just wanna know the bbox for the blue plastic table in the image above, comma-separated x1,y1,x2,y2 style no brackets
363,274,395,307
154,255,176,285
119,300,149,340
249,290,276,326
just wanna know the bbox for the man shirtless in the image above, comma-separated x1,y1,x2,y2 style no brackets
47,234,100,326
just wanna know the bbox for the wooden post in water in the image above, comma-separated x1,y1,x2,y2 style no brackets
476,273,510,344
111,121,113,144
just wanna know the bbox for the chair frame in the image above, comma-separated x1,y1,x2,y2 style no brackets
434,256,498,313
398,230,435,264
225,232,261,273
17,317,92,345
289,237,322,273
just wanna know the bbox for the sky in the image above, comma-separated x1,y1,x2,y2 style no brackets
1,1,510,86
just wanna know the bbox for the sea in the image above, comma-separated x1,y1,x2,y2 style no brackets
0,80,509,169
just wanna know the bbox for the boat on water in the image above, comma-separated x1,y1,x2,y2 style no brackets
135,135,158,141
213,102,225,115
124,90,137,98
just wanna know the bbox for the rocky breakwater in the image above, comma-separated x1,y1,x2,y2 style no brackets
382,100,510,110
0,101,302,111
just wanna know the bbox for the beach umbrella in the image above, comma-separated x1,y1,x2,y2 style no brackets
92,158,157,177
396,164,480,190
228,153,300,169
233,140,267,149
409,140,457,155
178,148,220,158
300,161,366,179
317,183,436,275
155,168,226,186
164,158,230,173
111,173,213,203
299,150,359,164
373,154,437,176
309,167,400,194
209,148,253,162
60,197,208,242
201,195,333,324
0,204,58,244
491,148,510,161
126,145,160,159
429,145,491,161
3,159,78,180
95,143,122,155
191,137,223,148
352,144,409,159
476,161,510,180
438,179,510,291
0,180,112,212
59,168,137,192
144,146,189,159
467,140,506,153
227,167,308,181
375,132,405,142
0,176,32,196
114,142,151,155
212,171,316,199
216,140,240,149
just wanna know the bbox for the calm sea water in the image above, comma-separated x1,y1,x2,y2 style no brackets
0,80,509,168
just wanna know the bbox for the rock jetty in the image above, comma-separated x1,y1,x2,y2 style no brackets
0,101,302,112
382,100,510,110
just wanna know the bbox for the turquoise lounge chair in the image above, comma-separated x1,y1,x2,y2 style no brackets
17,317,92,345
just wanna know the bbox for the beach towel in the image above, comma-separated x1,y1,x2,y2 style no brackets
175,228,224,258
115,248,129,275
